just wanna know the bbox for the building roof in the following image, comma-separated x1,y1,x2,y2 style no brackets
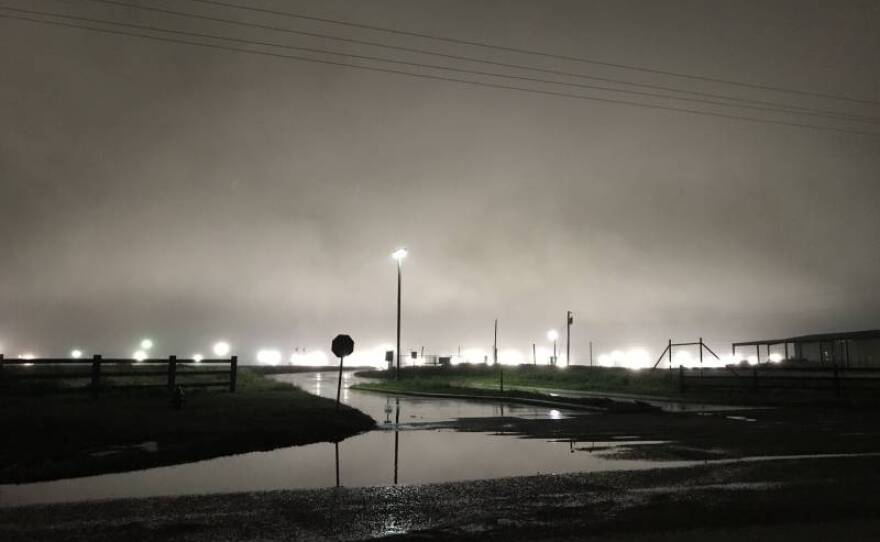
733,329,880,347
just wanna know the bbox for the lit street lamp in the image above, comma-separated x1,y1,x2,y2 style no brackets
70,349,83,359
392,247,407,380
213,341,231,357
547,329,559,366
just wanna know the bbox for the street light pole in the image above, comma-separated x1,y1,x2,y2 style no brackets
392,248,408,380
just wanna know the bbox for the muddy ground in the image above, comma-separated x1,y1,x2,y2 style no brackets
2,456,880,541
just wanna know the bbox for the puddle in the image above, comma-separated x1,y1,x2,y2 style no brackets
0,372,683,508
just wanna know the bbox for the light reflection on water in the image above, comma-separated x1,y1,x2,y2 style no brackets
0,372,682,508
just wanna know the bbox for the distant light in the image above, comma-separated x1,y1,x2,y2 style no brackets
547,329,559,341
193,353,203,363
70,349,83,359
747,355,759,365
673,350,693,368
499,348,525,365
549,409,562,420
133,350,148,362
213,341,231,357
391,247,408,261
461,348,488,364
257,348,282,365
140,339,154,350
20,353,35,360
769,353,783,363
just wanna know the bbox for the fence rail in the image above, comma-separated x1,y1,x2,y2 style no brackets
0,354,238,395
678,365,880,397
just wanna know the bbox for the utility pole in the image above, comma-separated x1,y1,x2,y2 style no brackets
589,341,593,367
532,343,537,365
493,319,498,366
566,311,573,367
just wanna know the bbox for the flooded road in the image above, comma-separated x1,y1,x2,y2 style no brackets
0,371,686,507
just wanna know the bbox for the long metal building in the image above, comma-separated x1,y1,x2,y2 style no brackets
732,329,880,368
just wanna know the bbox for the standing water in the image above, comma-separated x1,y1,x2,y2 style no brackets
0,371,680,507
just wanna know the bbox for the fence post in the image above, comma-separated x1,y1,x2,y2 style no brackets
168,355,177,390
679,365,685,393
230,355,238,392
91,355,102,398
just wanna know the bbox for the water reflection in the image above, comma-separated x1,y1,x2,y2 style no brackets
394,397,400,485
335,396,401,487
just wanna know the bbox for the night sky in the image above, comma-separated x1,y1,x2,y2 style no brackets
1,0,878,361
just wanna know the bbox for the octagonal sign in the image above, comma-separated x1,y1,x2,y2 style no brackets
332,334,355,358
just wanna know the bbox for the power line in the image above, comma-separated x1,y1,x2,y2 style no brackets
184,0,880,107
83,0,880,124
14,5,877,125
1,11,878,138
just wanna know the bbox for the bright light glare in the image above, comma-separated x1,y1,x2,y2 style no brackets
343,343,394,369
133,350,147,362
721,353,743,365
213,341,231,356
140,339,153,350
596,348,651,369
460,348,489,364
547,329,559,341
769,353,783,363
673,350,694,368
193,353,203,363
391,247,408,261
256,349,282,365
70,349,83,359
747,355,759,365
20,353,35,360
499,348,525,365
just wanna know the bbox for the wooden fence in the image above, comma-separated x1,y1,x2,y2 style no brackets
678,365,880,397
0,354,238,395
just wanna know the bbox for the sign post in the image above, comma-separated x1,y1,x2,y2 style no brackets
331,334,355,411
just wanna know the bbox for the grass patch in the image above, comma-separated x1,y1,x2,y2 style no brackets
354,364,863,406
0,368,375,483
356,364,678,395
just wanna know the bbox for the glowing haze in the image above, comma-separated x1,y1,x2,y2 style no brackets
1,1,878,363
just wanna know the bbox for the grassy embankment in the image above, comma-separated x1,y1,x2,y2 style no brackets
353,364,853,406
0,369,375,484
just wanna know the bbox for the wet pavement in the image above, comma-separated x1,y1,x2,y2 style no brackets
3,455,880,541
